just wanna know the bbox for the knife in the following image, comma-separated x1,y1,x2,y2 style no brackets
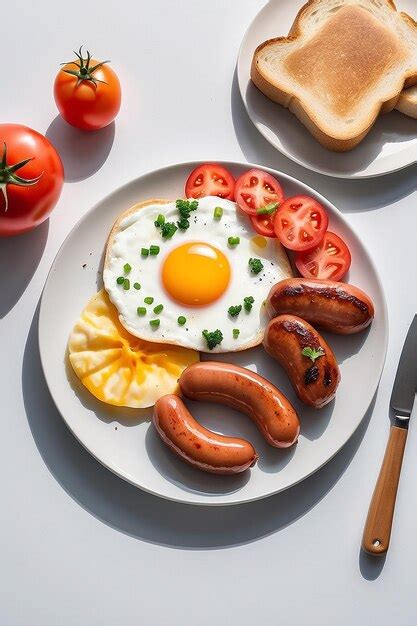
362,315,417,555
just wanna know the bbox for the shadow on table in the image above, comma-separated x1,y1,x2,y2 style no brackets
230,68,417,213
0,220,49,318
23,302,375,551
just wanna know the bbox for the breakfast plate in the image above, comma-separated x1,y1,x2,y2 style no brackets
39,161,388,505
237,0,417,179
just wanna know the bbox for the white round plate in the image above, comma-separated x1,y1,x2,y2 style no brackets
39,161,388,505
238,0,417,179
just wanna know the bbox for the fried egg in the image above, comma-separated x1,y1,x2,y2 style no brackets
103,196,293,352
68,290,199,407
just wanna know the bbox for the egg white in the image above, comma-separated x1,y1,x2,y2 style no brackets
103,196,293,352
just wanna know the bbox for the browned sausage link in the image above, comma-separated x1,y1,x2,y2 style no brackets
267,278,374,334
179,362,300,448
264,314,341,408
153,395,258,474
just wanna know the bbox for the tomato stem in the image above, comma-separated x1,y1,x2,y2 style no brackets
0,143,43,213
60,45,110,86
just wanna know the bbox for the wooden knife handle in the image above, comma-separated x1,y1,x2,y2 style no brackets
362,425,408,555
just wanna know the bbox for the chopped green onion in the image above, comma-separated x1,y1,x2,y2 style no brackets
177,316,186,326
153,304,164,314
123,263,131,274
154,214,166,227
141,248,149,257
137,307,146,316
149,319,160,328
133,282,141,290
150,245,160,256
123,279,130,290
256,202,279,215
116,276,124,285
144,296,154,305
213,206,223,220
228,236,240,246
233,328,240,339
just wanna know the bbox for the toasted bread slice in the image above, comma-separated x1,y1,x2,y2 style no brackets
251,0,417,151
396,85,417,118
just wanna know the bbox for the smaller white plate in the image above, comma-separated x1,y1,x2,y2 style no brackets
238,0,417,179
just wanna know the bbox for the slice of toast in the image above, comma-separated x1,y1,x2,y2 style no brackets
251,0,417,151
396,85,417,117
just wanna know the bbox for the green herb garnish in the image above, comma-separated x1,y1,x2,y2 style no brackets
174,199,198,232
133,282,141,290
213,206,223,220
116,276,124,285
256,202,279,215
137,307,146,316
233,328,240,339
149,319,160,328
177,316,186,326
202,329,223,350
228,236,240,246
141,248,149,257
301,347,325,363
161,221,178,239
243,296,254,312
154,214,165,227
123,263,131,274
123,279,130,290
248,257,264,275
144,296,154,305
149,245,160,256
228,304,242,317
177,217,190,230
153,304,163,314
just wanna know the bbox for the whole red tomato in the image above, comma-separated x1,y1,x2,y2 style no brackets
54,47,121,131
0,124,64,237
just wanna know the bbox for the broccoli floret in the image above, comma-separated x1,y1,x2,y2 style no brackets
202,329,223,350
248,257,264,275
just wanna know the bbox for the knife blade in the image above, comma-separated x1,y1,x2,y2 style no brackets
362,315,417,555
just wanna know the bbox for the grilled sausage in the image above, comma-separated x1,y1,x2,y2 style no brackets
153,394,258,474
267,278,374,334
263,315,340,408
179,362,300,448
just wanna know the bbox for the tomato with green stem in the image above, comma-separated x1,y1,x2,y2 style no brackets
54,46,121,131
0,124,64,237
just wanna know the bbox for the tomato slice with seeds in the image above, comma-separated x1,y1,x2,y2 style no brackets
273,195,328,252
295,231,351,281
234,169,284,216
185,163,235,200
249,213,277,238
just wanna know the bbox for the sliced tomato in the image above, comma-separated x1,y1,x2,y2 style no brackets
295,231,351,281
273,195,328,252
234,169,284,216
185,163,235,200
249,213,277,238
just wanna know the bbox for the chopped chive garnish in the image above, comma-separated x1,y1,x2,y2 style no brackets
141,248,149,257
123,263,131,274
256,202,279,215
123,279,130,290
133,282,141,290
233,328,240,339
144,296,154,305
154,214,165,227
177,316,186,326
228,236,240,246
150,319,160,328
137,307,146,316
213,206,223,220
116,276,124,285
153,304,163,314
150,245,160,256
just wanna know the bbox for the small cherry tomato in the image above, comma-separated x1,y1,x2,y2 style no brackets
54,47,121,131
273,195,328,252
249,213,277,238
185,163,235,199
0,124,64,237
234,169,284,216
295,231,352,281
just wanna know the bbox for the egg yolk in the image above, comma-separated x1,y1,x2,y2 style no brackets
162,242,230,306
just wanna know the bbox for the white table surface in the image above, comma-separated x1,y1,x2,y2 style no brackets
1,1,416,624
